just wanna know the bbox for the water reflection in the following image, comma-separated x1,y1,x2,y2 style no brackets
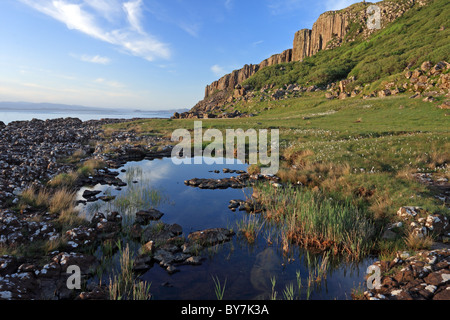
76,157,376,300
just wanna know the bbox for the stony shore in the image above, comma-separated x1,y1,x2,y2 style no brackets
0,117,236,300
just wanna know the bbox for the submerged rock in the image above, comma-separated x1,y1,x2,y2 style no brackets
135,209,164,225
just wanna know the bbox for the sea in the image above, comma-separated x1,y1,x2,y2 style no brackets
0,109,174,125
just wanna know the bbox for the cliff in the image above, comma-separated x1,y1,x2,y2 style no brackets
195,0,432,111
204,49,293,98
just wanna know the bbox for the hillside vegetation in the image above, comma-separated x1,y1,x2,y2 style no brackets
242,0,449,93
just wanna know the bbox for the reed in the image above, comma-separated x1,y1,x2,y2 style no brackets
256,184,375,259
212,275,227,300
49,188,77,215
236,214,264,244
108,243,152,300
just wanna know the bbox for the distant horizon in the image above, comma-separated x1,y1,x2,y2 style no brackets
0,101,189,113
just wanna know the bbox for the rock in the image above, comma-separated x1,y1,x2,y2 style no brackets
77,286,108,300
325,92,335,100
421,61,433,72
424,270,450,286
397,206,423,219
187,228,235,247
184,256,203,265
378,89,391,97
82,190,102,199
433,287,450,300
135,209,164,225
437,101,450,109
430,61,449,75
139,241,155,255
363,249,450,301
141,223,183,245
65,226,97,249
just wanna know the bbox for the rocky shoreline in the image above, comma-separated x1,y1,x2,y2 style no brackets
0,117,239,300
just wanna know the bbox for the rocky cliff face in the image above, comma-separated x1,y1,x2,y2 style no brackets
198,0,431,108
204,49,293,98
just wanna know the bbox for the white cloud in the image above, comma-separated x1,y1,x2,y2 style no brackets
123,0,145,34
211,64,226,76
72,54,111,65
94,78,125,88
19,0,171,61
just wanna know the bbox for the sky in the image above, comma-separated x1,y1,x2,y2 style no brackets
0,0,361,111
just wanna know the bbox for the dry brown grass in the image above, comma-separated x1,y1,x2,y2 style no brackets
57,208,86,231
48,171,79,188
247,164,261,175
395,166,416,181
283,147,314,168
404,232,434,251
369,193,393,221
49,188,77,215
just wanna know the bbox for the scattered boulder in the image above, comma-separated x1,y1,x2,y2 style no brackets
135,209,164,225
187,228,235,247
396,207,450,240
421,61,433,72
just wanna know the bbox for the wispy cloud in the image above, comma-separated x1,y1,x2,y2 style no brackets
266,0,307,15
224,0,234,11
19,0,171,61
324,0,360,11
145,1,202,37
71,54,111,65
94,78,125,88
123,0,145,34
211,64,226,76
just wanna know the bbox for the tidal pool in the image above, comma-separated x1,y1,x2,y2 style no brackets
76,157,377,300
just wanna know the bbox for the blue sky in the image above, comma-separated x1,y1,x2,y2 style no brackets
0,0,360,111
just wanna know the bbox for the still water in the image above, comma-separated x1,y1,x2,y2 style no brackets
76,157,376,300
0,110,172,124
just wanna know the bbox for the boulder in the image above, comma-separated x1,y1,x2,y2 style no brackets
378,89,391,97
187,228,235,247
430,61,449,75
421,61,433,72
135,209,164,225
